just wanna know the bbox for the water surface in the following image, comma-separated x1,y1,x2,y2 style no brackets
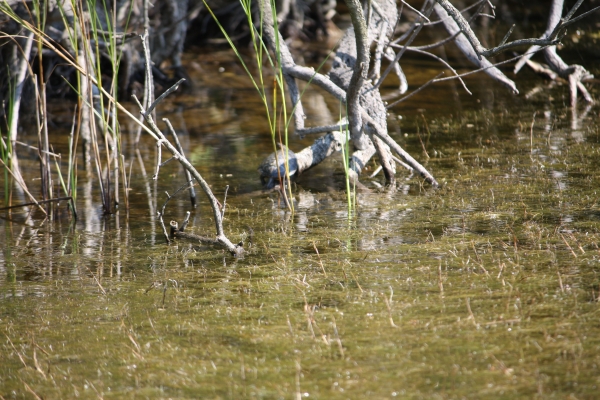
1,44,600,399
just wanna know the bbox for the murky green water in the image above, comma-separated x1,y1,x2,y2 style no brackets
2,44,600,399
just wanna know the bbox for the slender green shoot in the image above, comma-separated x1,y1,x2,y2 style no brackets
1,79,16,206
56,0,81,213
339,106,354,217
67,112,77,214
0,134,13,207
205,0,295,210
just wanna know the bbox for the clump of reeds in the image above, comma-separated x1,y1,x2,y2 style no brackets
0,0,134,217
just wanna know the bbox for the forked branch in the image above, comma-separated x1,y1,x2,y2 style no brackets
435,0,598,59
130,32,242,255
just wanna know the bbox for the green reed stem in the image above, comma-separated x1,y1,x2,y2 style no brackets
339,106,354,217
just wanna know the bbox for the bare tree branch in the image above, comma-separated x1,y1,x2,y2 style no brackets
344,0,369,146
433,3,518,94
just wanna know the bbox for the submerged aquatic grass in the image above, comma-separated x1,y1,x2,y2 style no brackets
3,116,600,397
1,48,600,398
2,184,600,398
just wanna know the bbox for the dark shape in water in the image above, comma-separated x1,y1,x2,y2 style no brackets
258,144,298,189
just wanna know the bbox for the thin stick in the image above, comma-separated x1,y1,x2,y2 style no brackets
557,269,565,293
158,180,195,243
331,316,345,358
153,139,166,180
436,0,486,58
9,31,34,142
417,117,429,159
88,268,107,295
170,221,232,247
370,20,388,80
499,24,516,47
382,292,398,328
0,158,47,215
158,191,173,244
560,233,577,258
391,155,413,171
368,165,382,178
349,271,364,294
530,112,536,154
0,196,74,211
5,334,28,368
400,0,430,22
161,282,167,308
410,30,461,50
141,29,155,118
32,347,46,379
399,46,470,93
165,119,197,208
471,241,489,276
120,154,129,210
23,382,42,400
13,141,60,157
312,241,327,277
221,185,229,220
145,78,186,118
374,1,434,90
294,359,302,400
386,72,444,109
438,263,444,293
180,211,191,231
295,123,349,136
466,297,479,328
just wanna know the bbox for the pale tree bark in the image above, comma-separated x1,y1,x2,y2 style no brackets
514,0,594,106
259,0,438,187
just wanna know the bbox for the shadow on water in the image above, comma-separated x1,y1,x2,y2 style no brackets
1,46,600,398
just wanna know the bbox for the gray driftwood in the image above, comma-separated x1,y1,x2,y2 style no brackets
295,129,376,183
170,220,245,257
432,3,518,94
259,0,438,187
513,0,594,106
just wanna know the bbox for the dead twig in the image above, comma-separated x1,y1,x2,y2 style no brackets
382,290,398,328
312,241,327,277
87,268,107,295
466,297,479,329
331,316,345,358
132,68,241,255
157,180,195,244
165,119,197,208
560,233,577,259
0,196,75,218
5,334,28,368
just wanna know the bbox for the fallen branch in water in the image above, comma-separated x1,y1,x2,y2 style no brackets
513,0,595,106
259,0,438,187
133,31,242,256
169,220,245,256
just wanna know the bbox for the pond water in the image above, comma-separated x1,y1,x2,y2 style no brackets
2,42,600,398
